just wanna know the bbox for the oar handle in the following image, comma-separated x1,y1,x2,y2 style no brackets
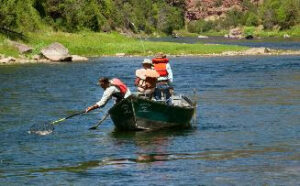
65,110,86,119
51,110,86,125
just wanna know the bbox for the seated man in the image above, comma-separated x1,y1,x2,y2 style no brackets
135,59,159,98
152,52,173,104
86,77,131,113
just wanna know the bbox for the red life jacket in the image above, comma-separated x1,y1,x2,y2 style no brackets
152,58,169,77
111,78,128,96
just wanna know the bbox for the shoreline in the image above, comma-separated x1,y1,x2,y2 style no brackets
1,49,300,65
1,32,300,65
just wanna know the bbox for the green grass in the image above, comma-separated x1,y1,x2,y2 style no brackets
26,31,247,57
235,25,300,38
0,31,248,58
0,35,19,57
186,25,300,38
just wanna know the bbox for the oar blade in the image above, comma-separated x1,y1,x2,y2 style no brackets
88,126,98,130
88,112,110,130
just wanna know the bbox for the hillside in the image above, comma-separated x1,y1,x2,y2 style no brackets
185,0,262,21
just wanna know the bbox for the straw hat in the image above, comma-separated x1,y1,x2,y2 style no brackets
136,69,159,79
142,58,152,65
155,52,166,58
145,69,159,78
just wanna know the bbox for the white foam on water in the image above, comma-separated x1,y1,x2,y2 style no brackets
28,130,53,136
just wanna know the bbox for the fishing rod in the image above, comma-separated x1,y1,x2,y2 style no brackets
129,22,146,55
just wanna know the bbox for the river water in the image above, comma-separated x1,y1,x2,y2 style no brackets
0,55,299,185
149,36,300,50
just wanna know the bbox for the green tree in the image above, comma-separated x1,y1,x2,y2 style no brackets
222,8,244,28
0,0,41,32
245,12,259,26
157,3,184,34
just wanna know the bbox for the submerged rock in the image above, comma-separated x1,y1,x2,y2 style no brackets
41,42,72,62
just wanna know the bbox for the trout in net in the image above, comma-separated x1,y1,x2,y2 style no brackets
28,122,54,135
28,110,85,135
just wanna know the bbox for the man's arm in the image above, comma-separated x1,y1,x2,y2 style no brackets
166,63,173,83
86,86,117,112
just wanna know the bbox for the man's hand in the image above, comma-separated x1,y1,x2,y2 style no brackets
85,104,99,113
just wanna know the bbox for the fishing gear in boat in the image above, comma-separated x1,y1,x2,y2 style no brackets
29,110,86,135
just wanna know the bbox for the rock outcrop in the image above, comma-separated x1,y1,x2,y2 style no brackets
185,0,263,21
41,42,72,62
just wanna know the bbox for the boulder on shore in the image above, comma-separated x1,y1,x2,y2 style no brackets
116,53,126,57
283,34,290,39
10,41,33,54
71,55,88,62
41,42,72,62
226,28,243,39
198,35,209,39
0,57,16,64
244,47,271,55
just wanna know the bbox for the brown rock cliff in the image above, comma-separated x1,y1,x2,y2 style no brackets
185,0,263,21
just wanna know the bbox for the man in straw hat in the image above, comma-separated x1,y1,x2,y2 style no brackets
134,58,160,98
152,52,173,104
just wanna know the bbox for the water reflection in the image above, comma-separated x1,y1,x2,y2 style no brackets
7,145,289,177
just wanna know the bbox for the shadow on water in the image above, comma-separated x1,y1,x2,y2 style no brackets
16,145,290,176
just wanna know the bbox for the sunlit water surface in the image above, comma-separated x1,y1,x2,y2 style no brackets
0,56,299,185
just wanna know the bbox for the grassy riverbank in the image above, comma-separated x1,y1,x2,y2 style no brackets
176,25,300,38
0,32,248,59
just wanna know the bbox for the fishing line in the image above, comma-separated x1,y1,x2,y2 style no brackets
129,22,146,55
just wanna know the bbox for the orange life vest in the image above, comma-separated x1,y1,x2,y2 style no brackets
152,58,169,77
111,78,128,96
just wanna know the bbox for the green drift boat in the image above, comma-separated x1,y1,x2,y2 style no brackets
109,95,196,131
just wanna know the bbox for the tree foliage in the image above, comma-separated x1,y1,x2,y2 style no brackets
0,0,185,34
0,0,299,35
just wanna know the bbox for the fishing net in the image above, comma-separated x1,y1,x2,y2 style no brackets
29,122,54,135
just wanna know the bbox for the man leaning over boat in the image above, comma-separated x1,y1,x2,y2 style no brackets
85,77,131,113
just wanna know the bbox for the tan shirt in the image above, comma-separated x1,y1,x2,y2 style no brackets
135,68,159,93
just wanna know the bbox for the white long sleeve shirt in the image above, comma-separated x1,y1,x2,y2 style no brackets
157,63,173,83
96,86,131,107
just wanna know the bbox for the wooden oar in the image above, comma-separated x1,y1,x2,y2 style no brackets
89,112,110,130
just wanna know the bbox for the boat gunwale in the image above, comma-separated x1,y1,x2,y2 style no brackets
109,95,196,113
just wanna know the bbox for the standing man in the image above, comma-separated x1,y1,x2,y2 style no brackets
135,58,160,98
86,77,131,113
152,52,173,104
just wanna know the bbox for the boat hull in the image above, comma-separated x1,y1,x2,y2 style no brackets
109,95,195,131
